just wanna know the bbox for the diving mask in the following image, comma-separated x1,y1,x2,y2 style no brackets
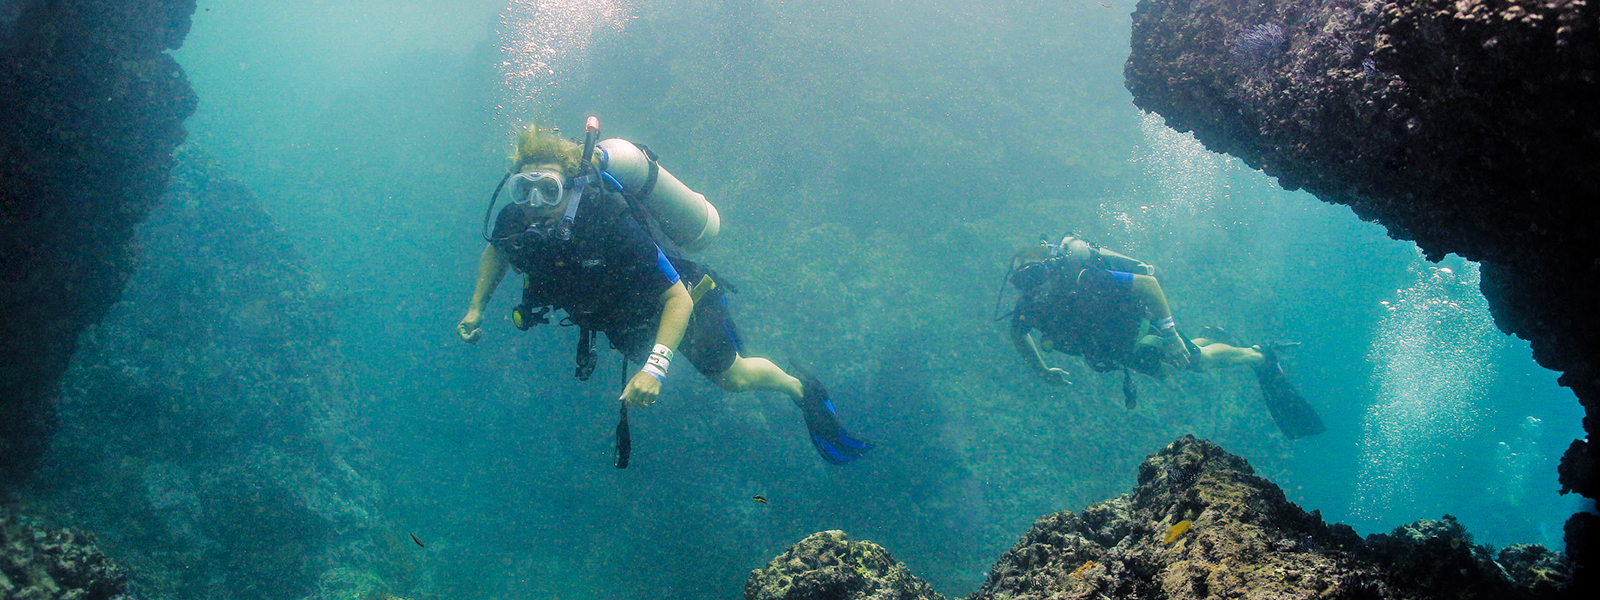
1009,261,1052,289
509,171,566,206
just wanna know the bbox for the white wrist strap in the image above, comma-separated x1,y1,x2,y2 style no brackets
642,344,673,382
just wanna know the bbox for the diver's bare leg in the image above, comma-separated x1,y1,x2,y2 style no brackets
1196,343,1267,370
712,355,803,399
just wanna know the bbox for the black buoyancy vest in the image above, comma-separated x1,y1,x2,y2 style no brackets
496,191,636,331
496,190,703,335
1022,258,1149,371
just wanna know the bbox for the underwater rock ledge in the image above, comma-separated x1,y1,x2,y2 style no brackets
1121,0,1600,585
42,146,385,600
0,0,199,480
0,504,132,600
750,436,1571,600
746,530,946,600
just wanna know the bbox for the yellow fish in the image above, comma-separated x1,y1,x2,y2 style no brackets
1070,560,1098,579
752,495,768,504
1164,520,1193,544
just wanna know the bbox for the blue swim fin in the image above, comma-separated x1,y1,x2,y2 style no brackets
791,363,873,465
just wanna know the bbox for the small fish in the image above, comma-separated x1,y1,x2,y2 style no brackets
1070,560,1098,579
1099,2,1113,7
1164,520,1193,544
409,533,425,548
752,495,768,504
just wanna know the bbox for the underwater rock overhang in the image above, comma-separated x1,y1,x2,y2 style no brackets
0,0,198,479
1121,0,1600,583
748,436,1573,600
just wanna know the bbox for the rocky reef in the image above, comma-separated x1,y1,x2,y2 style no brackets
0,0,199,480
0,503,132,600
752,436,1571,600
1122,0,1599,585
747,530,946,600
37,147,390,600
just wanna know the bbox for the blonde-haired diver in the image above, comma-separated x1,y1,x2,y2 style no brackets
458,121,871,465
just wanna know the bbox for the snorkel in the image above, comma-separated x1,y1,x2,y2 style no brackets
553,116,602,242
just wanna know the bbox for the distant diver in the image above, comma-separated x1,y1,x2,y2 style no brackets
457,118,871,465
1000,234,1324,439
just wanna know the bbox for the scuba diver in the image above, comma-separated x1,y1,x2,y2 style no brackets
1002,234,1325,439
457,119,871,465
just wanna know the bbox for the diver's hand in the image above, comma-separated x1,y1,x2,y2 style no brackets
1038,367,1072,386
619,371,662,406
457,311,483,344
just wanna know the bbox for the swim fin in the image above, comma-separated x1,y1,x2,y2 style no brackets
1254,346,1325,439
790,363,873,465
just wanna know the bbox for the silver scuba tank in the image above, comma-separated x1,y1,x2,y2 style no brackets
596,138,720,251
1058,235,1158,277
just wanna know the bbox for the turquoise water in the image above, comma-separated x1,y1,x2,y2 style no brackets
165,1,1583,597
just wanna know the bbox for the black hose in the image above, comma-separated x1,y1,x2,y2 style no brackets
480,170,514,242
616,354,631,469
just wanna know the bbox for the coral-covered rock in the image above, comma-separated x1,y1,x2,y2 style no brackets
746,530,945,600
972,436,1384,599
762,437,1572,600
969,436,1571,599
0,0,199,480
43,147,383,600
1122,0,1600,585
0,504,132,600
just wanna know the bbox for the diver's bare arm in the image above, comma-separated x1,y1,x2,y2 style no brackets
1009,326,1051,372
652,282,693,352
1130,274,1174,323
619,282,693,406
466,245,509,316
1011,326,1071,384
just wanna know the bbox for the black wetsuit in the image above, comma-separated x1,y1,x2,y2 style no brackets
491,191,741,376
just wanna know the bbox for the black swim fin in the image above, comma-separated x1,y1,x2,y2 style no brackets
1254,346,1325,439
790,363,873,465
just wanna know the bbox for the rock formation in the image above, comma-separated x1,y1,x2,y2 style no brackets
968,436,1569,599
0,505,132,600
0,0,198,480
1121,0,1599,584
752,436,1571,600
40,147,386,600
747,530,946,600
